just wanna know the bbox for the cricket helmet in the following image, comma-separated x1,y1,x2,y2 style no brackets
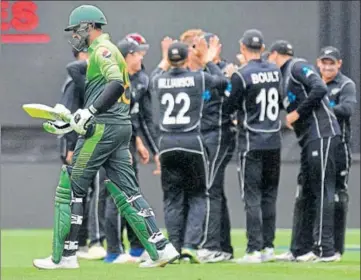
125,33,148,46
65,5,107,31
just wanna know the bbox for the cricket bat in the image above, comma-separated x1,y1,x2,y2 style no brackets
22,104,72,123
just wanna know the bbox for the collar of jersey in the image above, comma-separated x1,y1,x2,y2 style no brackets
88,33,111,53
169,67,189,74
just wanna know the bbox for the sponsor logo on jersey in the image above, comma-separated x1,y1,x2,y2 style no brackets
102,49,112,58
302,67,314,78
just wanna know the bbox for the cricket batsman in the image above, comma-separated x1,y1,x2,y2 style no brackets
33,4,179,269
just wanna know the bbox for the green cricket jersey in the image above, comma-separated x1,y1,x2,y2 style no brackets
85,33,131,124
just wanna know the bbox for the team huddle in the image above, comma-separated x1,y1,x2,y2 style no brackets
32,4,357,269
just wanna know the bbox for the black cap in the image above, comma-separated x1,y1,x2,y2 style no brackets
318,46,341,61
240,29,264,50
116,37,149,57
269,40,294,56
168,42,188,63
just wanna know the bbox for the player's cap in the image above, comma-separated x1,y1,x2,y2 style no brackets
168,42,188,63
269,40,294,56
116,37,149,57
318,46,341,62
240,29,264,50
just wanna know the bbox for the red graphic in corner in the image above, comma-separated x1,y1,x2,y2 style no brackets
1,0,50,44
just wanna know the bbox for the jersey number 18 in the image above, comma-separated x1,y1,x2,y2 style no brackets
256,87,279,121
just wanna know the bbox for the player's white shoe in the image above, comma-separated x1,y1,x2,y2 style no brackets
197,249,225,263
235,251,263,264
139,250,151,263
76,246,89,259
222,252,233,261
334,252,342,262
33,255,79,269
113,253,140,264
296,251,318,262
139,243,180,268
313,254,340,263
82,244,107,260
262,247,276,262
275,251,296,261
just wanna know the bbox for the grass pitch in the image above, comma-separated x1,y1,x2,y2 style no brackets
1,229,360,280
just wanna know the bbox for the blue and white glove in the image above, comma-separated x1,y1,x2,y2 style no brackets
70,108,94,135
43,120,73,135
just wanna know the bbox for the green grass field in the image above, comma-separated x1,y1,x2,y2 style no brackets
1,229,360,280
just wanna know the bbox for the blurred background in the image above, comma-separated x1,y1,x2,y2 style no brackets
1,1,360,229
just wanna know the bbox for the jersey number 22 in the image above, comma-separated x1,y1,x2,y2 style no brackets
162,92,190,125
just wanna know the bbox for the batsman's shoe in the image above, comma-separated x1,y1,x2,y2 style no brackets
33,255,79,269
180,248,201,264
296,251,318,262
235,251,262,264
76,246,89,259
275,251,296,262
197,249,225,263
139,243,180,268
222,252,234,261
262,247,275,262
81,244,107,260
313,254,340,263
113,253,140,264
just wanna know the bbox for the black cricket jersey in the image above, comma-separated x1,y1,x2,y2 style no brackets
325,72,357,144
201,61,233,132
129,69,159,155
281,58,341,148
152,67,228,154
225,59,282,152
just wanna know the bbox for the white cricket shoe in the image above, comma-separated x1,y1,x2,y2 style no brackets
82,244,107,260
222,252,233,261
296,251,318,262
314,254,340,263
197,249,225,263
76,246,89,259
139,250,151,263
235,251,262,264
113,253,140,264
262,247,275,262
33,255,79,270
275,251,296,262
139,243,180,268
334,252,342,262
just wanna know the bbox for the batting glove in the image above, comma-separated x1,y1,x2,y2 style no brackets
43,120,73,135
53,104,72,122
70,108,94,135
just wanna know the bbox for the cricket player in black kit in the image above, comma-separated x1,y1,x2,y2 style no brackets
317,46,357,260
152,42,229,263
224,29,282,263
180,32,235,262
268,40,341,262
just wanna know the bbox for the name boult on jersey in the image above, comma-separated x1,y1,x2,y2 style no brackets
251,71,280,84
158,77,195,89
